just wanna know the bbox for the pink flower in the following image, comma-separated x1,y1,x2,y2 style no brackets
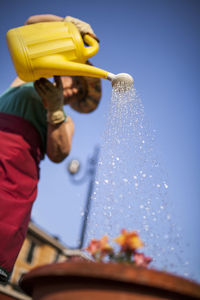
85,239,100,257
86,236,113,261
134,252,152,267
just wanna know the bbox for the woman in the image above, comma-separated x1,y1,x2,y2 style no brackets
0,14,101,282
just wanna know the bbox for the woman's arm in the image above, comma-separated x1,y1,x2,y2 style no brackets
25,14,64,25
46,116,74,163
26,14,99,40
34,76,75,163
10,77,25,87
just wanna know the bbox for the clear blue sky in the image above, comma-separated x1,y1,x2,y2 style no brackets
0,0,199,282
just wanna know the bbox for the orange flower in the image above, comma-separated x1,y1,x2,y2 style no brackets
114,229,143,252
99,236,114,257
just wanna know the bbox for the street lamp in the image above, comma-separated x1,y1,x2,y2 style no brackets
67,146,99,249
68,159,80,175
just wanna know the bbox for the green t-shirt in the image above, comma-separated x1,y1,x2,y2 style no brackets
0,82,47,148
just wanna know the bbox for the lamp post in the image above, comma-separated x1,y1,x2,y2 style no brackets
67,146,99,249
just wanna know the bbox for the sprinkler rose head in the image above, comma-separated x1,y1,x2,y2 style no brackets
107,73,133,90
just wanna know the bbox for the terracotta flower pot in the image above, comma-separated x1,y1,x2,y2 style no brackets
20,261,200,300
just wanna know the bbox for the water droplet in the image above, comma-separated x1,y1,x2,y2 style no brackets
164,183,168,189
123,178,128,183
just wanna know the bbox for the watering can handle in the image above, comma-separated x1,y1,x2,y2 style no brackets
83,34,99,59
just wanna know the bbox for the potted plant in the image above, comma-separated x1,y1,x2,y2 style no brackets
20,229,200,299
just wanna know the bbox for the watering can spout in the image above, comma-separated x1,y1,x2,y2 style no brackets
35,57,109,80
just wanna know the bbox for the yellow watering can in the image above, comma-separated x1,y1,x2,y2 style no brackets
6,21,133,86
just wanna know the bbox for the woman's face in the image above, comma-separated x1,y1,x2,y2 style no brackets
61,76,87,105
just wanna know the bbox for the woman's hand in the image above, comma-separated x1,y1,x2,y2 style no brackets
64,16,99,42
34,76,63,110
34,76,65,124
